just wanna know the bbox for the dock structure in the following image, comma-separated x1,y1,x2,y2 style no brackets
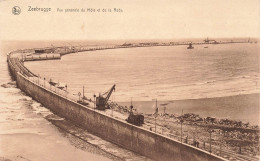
204,37,218,44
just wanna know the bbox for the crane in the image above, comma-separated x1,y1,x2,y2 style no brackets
96,84,116,110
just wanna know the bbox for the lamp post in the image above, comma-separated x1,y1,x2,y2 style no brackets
162,106,166,134
184,131,188,144
83,86,85,104
38,74,39,85
78,92,81,101
152,98,158,133
193,123,197,145
93,93,96,110
65,84,67,98
50,78,51,90
208,128,214,153
181,109,184,143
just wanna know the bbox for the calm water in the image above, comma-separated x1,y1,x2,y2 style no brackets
0,41,150,161
24,43,260,125
26,43,260,102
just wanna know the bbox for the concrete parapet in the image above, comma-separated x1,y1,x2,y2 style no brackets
14,70,225,161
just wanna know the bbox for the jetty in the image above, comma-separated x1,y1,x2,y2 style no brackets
7,42,254,161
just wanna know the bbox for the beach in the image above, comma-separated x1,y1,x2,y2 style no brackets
118,93,260,126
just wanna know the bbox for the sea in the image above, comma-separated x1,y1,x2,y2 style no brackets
24,40,260,124
0,39,259,160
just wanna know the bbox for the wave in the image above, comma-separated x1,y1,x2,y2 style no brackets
1,81,16,88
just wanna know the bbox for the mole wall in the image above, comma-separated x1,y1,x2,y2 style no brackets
8,54,225,161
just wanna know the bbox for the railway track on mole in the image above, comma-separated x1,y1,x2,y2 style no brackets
9,57,36,77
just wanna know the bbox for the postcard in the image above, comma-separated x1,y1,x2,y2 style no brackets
0,0,259,161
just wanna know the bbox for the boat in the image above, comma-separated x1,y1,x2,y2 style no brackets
126,100,144,126
187,43,194,49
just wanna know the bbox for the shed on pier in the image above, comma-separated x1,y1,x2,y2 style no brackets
35,48,55,54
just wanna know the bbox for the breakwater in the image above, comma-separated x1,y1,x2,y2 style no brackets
7,50,225,161
49,39,254,56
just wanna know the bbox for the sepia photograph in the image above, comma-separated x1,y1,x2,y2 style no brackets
0,0,259,161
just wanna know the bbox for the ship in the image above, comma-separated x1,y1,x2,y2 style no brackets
187,42,194,49
126,99,144,126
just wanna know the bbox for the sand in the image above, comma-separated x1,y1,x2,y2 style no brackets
118,93,260,125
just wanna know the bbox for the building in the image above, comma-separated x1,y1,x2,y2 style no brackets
204,37,217,44
35,48,55,54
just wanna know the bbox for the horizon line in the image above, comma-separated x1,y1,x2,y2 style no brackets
1,36,259,42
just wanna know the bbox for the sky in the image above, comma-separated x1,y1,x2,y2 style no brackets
0,0,259,40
